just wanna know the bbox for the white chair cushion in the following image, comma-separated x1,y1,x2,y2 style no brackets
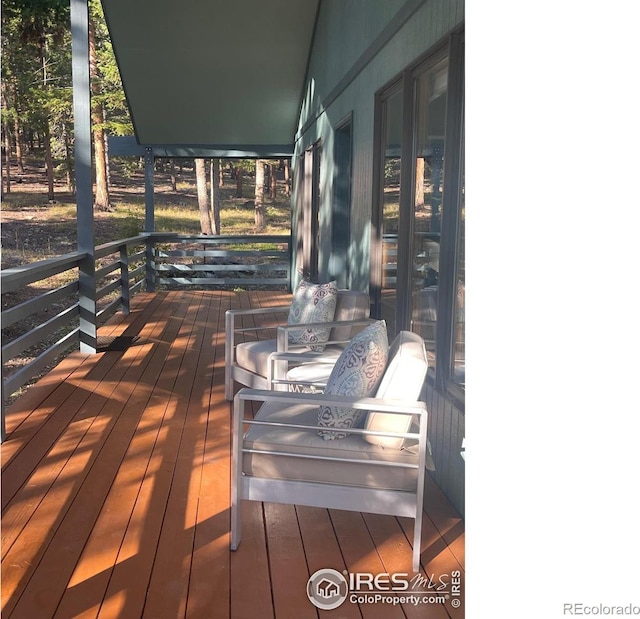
236,340,345,379
235,339,280,376
329,290,370,342
285,353,342,389
244,402,419,490
287,279,338,351
364,331,428,449
318,320,389,440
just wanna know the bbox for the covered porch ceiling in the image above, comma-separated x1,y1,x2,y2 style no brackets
101,0,320,157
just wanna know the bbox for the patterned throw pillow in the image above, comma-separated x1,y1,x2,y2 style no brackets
287,279,338,351
318,320,389,440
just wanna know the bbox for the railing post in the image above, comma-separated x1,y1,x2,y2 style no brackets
71,0,96,353
144,146,156,293
1,380,6,443
120,244,130,314
144,146,155,233
288,232,293,292
145,236,156,292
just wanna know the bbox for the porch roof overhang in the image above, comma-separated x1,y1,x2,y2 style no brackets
101,0,320,158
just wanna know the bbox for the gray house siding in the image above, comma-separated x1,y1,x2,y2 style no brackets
426,384,465,515
293,0,465,515
294,0,464,291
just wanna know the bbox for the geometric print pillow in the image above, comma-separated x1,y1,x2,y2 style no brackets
318,320,389,440
287,279,338,351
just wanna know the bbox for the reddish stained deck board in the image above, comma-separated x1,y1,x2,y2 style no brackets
54,290,211,619
1,290,464,619
3,291,196,617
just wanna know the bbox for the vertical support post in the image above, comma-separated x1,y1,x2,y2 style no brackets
144,147,156,291
71,0,96,353
120,244,130,314
287,232,293,292
1,378,6,443
436,32,465,391
144,146,155,232
145,236,156,292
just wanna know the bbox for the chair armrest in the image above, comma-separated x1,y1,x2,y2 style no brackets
267,350,339,390
226,306,290,335
235,388,427,417
275,318,375,351
269,350,341,366
225,306,290,318
233,389,429,467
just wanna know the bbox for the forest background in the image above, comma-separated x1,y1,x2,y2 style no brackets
1,0,294,401
1,0,293,273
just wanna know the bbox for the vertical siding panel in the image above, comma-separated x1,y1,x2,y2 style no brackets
432,0,441,42
428,0,438,52
456,0,465,27
443,400,454,498
431,388,444,475
455,408,466,514
425,383,465,516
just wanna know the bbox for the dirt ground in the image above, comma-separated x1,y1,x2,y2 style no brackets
1,159,191,270
1,157,289,405
0,160,190,402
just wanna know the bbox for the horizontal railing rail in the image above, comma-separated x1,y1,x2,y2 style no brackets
151,234,292,288
1,233,292,429
94,235,148,324
2,253,86,406
1,235,148,417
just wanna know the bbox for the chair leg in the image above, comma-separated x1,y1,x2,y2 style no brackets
225,373,234,401
225,311,234,401
412,511,423,573
230,494,242,551
230,394,243,550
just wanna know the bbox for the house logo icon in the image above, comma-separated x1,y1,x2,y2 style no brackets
307,568,348,610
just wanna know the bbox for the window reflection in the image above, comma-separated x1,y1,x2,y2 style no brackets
452,138,465,387
381,88,403,335
411,59,448,358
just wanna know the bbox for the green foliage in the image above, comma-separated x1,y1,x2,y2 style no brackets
88,0,132,136
1,0,131,178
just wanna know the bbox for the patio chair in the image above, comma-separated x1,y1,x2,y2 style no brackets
230,326,433,572
225,286,371,400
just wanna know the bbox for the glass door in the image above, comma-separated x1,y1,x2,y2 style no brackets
379,87,403,335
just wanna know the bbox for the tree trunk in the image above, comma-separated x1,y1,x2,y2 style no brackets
235,166,243,198
13,116,24,174
269,162,277,200
3,122,11,194
38,36,55,202
1,81,11,193
254,159,266,231
415,157,425,210
195,158,213,235
43,122,55,202
169,159,177,191
89,18,110,210
9,80,25,173
283,159,291,197
211,159,221,234
64,122,75,194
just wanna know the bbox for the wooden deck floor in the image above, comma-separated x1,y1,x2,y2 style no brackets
1,290,464,619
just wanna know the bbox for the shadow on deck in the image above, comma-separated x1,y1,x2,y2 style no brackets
1,290,464,619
